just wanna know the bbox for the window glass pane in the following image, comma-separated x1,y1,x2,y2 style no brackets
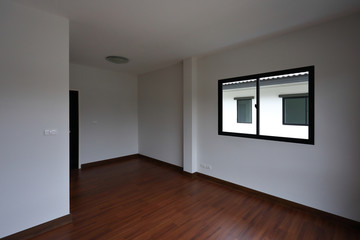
237,99,252,123
222,80,256,134
259,72,309,139
284,97,308,125
218,66,314,144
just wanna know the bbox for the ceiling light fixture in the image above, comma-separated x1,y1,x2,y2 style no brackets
105,56,129,64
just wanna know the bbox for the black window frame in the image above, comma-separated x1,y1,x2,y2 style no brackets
218,66,314,145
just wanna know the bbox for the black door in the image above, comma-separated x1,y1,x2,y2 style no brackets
69,90,79,170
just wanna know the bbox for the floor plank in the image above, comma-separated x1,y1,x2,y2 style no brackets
30,157,360,240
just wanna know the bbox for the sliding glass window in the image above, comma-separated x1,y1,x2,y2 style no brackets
218,66,314,144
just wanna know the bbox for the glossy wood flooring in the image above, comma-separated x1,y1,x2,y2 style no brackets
31,157,360,240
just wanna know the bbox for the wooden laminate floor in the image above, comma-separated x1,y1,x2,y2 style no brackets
31,157,359,240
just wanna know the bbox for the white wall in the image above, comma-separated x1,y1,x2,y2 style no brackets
196,13,360,221
70,64,138,164
0,1,69,238
138,63,183,167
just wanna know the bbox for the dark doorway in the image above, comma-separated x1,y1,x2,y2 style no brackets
69,90,79,170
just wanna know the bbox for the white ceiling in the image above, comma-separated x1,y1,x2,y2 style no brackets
12,0,360,75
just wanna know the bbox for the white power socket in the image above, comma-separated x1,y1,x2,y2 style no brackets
200,163,212,170
44,129,57,136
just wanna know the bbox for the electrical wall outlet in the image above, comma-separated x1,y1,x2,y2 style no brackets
44,129,57,136
200,163,212,170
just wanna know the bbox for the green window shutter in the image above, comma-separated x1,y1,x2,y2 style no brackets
237,99,252,123
283,97,308,125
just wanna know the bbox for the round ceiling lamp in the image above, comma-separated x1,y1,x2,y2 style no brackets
105,56,129,64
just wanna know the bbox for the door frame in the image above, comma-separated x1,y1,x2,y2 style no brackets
69,90,80,170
